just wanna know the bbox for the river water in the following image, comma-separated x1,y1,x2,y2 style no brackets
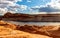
3,20,60,26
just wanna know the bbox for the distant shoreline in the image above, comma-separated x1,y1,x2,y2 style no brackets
3,20,60,26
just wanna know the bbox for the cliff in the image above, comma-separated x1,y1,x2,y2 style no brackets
3,12,60,22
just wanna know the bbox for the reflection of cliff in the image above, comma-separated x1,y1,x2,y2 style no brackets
2,12,60,22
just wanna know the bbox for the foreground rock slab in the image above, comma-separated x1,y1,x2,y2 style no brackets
0,20,52,38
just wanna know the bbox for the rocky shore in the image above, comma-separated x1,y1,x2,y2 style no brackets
0,20,60,38
0,20,52,38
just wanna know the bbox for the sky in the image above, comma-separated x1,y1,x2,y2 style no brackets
0,0,60,15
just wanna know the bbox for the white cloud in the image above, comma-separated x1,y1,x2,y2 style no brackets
47,0,60,9
18,0,22,2
27,0,31,2
30,0,60,14
0,8,7,14
20,5,27,11
1,0,60,15
32,6,40,8
0,0,28,15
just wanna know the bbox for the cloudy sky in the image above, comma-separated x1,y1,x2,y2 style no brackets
0,0,60,15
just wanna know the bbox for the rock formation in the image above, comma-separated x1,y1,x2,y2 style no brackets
0,20,52,38
2,12,60,22
0,20,60,38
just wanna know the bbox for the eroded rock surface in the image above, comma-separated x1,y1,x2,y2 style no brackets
1,20,60,38
0,21,52,38
16,25,60,38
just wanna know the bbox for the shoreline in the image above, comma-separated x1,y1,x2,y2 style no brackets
3,20,60,26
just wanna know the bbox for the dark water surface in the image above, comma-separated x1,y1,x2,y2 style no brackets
3,20,60,26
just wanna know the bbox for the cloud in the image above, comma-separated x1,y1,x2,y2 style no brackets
47,0,60,9
31,0,60,14
18,0,22,2
0,0,28,14
0,0,18,14
27,0,31,2
0,8,8,15
20,5,27,11
39,5,60,12
32,6,40,8
0,0,60,15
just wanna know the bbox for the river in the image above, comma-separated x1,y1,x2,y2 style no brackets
3,20,60,26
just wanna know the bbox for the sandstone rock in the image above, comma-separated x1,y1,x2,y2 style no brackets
3,12,60,22
0,21,52,38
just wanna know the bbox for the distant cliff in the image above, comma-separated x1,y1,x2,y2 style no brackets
2,12,60,22
3,12,42,21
